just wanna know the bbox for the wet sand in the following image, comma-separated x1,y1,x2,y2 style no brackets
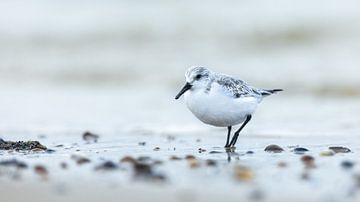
1,87,360,202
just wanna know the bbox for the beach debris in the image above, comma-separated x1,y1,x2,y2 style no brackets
341,160,355,169
329,146,351,153
185,155,196,160
45,149,56,154
277,161,287,168
133,161,166,181
198,148,206,153
209,151,222,154
301,155,315,168
71,154,91,165
264,145,284,153
120,156,136,164
206,159,217,167
169,155,182,160
60,162,68,169
246,151,255,154
138,142,146,146
301,171,310,180
0,139,47,151
82,131,99,143
137,156,151,162
188,158,201,168
293,147,309,154
234,165,254,181
320,150,335,156
34,165,48,179
153,147,160,151
95,161,118,171
167,135,176,141
0,159,28,169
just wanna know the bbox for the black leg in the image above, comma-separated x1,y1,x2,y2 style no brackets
224,126,232,148
229,115,252,147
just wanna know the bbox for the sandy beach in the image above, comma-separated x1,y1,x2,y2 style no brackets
1,0,360,201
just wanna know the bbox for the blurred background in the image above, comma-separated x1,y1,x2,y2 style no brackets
0,0,359,136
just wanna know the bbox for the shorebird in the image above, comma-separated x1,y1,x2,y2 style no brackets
175,66,282,148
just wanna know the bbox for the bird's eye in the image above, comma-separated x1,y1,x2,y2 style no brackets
195,74,202,80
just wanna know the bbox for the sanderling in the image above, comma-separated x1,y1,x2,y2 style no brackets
175,66,282,148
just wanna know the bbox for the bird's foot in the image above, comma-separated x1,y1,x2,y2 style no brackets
224,145,236,152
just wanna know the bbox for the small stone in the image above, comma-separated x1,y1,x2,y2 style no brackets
167,135,176,141
169,155,182,160
301,155,315,168
82,131,99,143
120,156,136,164
0,159,28,169
320,150,335,156
138,142,146,146
341,160,355,169
293,147,309,154
60,162,68,169
71,154,91,165
234,166,254,181
185,155,196,160
329,146,351,153
246,151,254,154
46,149,56,154
206,159,217,167
277,161,287,168
264,145,284,153
95,161,118,171
209,151,222,154
153,147,160,151
34,165,48,177
137,156,151,162
196,139,201,142
188,159,200,168
301,172,310,180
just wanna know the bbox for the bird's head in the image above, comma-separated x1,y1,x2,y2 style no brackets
175,66,211,99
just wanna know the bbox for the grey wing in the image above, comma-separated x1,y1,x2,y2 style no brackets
216,75,263,98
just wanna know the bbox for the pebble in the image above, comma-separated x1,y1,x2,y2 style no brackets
246,151,254,154
34,165,48,178
320,150,335,156
277,161,287,168
264,145,284,153
153,147,160,151
329,146,351,153
0,159,28,169
138,142,146,146
60,162,68,169
120,156,136,164
188,159,200,168
209,151,222,154
185,155,196,160
95,161,118,171
137,156,151,162
293,147,309,154
206,159,217,167
301,155,315,168
234,166,254,181
169,155,182,160
71,154,91,165
82,131,99,143
341,160,355,169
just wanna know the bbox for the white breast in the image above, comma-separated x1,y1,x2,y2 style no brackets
184,83,259,127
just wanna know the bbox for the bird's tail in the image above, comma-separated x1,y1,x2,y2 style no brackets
260,89,283,96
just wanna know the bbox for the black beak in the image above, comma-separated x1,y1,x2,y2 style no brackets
175,82,192,100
